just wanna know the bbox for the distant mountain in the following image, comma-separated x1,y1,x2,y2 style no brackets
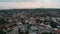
0,8,60,13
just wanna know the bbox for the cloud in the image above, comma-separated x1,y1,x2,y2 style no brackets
0,2,60,9
0,0,60,9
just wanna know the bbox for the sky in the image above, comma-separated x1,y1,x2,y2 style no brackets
0,0,60,10
0,0,60,2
